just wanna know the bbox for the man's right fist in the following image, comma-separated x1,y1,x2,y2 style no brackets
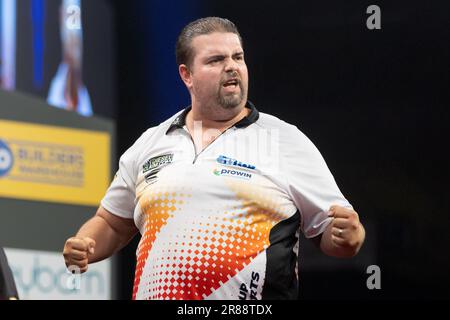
63,237,96,273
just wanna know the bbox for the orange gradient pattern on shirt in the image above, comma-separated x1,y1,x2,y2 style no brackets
132,180,288,300
132,191,181,299
143,207,279,300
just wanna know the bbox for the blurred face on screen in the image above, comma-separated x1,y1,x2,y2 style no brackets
182,32,248,113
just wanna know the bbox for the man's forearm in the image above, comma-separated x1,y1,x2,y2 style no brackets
76,215,128,263
64,207,137,272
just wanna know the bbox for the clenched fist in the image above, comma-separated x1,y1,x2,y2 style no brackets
328,206,364,252
63,237,96,273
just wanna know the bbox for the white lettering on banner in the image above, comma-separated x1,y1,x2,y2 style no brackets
4,248,111,300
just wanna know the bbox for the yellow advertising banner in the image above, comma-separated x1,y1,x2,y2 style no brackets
0,119,110,206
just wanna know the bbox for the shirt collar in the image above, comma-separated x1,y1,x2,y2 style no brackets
166,100,260,134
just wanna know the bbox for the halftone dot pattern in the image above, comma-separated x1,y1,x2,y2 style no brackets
132,187,185,300
133,178,290,300
139,210,274,300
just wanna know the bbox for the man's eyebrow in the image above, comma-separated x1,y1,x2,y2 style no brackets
204,52,244,60
205,54,225,60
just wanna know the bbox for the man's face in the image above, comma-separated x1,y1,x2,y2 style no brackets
187,32,248,110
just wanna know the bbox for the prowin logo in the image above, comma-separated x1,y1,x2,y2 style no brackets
217,155,256,171
214,168,252,180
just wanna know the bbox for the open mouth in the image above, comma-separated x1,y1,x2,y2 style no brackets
222,79,239,89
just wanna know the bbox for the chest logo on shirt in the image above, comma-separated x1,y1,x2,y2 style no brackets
216,155,256,171
142,153,173,183
213,168,252,180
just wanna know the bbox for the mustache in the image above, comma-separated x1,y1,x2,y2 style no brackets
221,72,241,86
220,78,242,86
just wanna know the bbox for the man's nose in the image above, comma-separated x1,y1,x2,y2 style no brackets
224,58,239,73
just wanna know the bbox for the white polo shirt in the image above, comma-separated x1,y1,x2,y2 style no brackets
101,101,352,300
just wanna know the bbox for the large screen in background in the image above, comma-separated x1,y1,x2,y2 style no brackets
0,0,116,119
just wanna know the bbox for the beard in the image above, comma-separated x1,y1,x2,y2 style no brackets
216,81,246,110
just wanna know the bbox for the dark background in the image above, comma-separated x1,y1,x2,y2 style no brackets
111,0,450,300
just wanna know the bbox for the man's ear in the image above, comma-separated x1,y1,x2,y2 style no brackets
179,64,192,89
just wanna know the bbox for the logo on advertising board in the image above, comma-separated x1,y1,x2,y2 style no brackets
0,120,110,206
0,139,85,186
0,140,14,177
4,248,111,300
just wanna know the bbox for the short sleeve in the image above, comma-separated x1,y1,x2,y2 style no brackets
281,125,352,238
101,155,136,219
100,131,151,219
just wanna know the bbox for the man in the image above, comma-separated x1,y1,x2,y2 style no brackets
63,17,365,300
